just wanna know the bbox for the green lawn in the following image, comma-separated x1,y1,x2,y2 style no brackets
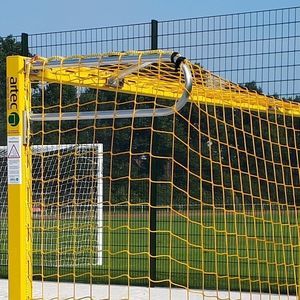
1,209,299,294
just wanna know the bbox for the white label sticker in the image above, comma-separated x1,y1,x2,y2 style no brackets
7,136,22,184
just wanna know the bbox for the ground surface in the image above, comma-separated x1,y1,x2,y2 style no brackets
0,211,299,294
0,280,297,300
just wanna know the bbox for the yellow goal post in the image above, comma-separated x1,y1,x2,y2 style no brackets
6,51,300,299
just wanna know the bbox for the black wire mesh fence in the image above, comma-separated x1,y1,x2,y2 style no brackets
20,6,300,99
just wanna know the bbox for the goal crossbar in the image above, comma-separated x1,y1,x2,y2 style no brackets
28,52,300,118
29,52,193,121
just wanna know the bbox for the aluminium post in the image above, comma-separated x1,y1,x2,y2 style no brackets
7,55,32,300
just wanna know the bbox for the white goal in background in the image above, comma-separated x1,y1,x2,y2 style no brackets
0,143,103,268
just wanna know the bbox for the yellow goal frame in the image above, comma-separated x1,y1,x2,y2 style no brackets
7,56,32,300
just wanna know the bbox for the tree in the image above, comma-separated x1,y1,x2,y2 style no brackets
290,95,300,102
31,83,78,145
243,81,263,94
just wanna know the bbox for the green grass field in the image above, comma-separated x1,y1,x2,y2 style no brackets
0,209,299,294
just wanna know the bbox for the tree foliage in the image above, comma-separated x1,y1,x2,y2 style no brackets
0,36,22,100
243,81,263,94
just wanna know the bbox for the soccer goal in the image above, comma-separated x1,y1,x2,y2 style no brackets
5,52,300,300
0,143,103,269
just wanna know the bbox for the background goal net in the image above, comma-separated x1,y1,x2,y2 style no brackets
0,144,103,271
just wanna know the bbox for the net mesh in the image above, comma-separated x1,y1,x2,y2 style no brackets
5,51,300,299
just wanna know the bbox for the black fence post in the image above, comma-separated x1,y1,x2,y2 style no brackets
151,19,158,50
21,33,29,57
150,19,158,287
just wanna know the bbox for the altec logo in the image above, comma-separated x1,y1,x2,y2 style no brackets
7,77,19,127
8,112,19,126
